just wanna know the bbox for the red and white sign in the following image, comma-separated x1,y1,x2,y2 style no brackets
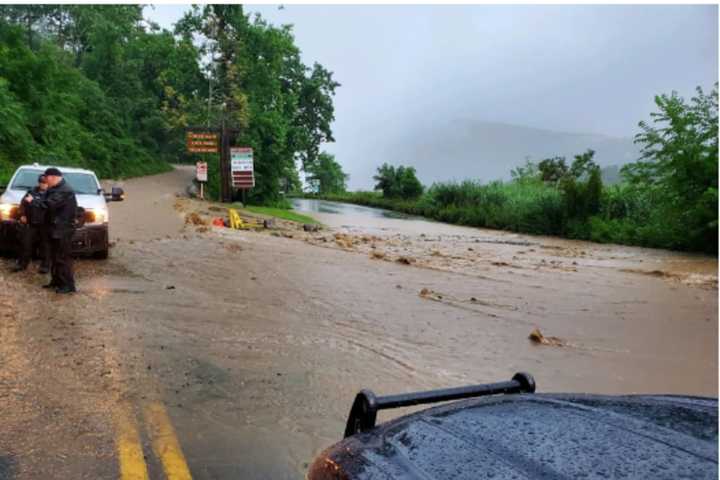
196,161,208,182
231,147,254,188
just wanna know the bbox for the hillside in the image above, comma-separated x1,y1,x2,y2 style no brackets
378,120,639,186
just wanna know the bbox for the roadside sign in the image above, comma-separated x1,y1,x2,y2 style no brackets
187,132,218,153
196,161,208,182
231,147,254,188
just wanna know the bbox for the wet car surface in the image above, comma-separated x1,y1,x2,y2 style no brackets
310,393,718,479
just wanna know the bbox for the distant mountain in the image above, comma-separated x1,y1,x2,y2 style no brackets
380,120,640,185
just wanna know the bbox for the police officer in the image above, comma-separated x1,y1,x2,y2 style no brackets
23,167,77,294
12,174,50,273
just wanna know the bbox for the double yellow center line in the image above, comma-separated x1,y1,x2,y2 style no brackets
115,401,193,479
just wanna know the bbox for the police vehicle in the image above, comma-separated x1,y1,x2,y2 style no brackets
309,373,718,479
0,164,124,259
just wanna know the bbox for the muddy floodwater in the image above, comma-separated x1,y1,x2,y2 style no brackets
1,167,716,480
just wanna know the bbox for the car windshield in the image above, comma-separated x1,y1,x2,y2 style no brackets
11,169,99,195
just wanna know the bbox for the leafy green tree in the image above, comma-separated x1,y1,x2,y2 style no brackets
293,63,340,170
623,84,718,251
397,166,424,199
538,156,568,183
0,16,168,178
306,152,347,194
176,6,338,203
511,158,540,183
373,163,423,199
584,165,603,216
569,149,598,179
373,163,398,197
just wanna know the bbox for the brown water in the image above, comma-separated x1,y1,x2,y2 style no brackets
1,167,716,479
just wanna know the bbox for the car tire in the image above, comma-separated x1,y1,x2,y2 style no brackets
93,249,109,260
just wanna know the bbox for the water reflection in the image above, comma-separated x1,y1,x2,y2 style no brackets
291,198,417,220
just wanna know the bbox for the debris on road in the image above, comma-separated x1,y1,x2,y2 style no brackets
185,212,206,225
334,233,354,249
419,288,443,301
369,250,385,260
528,328,566,347
396,256,415,265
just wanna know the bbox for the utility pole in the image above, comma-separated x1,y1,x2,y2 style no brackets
220,117,231,203
207,76,212,128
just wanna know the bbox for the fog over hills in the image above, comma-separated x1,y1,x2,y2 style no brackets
348,120,639,188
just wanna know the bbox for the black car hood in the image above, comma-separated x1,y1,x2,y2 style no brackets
309,394,718,479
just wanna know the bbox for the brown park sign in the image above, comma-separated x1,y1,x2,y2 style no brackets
186,132,218,153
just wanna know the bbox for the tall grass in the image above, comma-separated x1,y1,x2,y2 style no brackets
309,179,715,253
318,180,564,236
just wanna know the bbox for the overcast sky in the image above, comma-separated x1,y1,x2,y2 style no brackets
145,4,718,188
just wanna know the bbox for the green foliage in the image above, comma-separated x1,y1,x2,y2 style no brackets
372,163,424,199
555,150,603,221
305,152,347,194
538,156,568,183
510,158,539,183
0,9,188,179
622,85,718,252
178,5,339,204
0,5,338,198
315,107,717,253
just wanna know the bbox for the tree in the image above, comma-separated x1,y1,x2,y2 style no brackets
538,156,568,183
623,84,718,251
305,152,347,194
293,63,339,170
373,163,397,197
0,6,339,203
569,149,598,179
584,165,603,216
176,6,339,203
396,166,424,199
373,163,424,199
511,158,540,183
554,149,602,221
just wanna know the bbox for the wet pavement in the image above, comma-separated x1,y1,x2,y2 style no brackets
0,166,717,479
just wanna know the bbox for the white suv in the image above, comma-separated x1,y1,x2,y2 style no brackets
0,164,124,259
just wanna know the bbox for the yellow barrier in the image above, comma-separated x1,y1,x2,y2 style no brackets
228,208,244,229
228,208,263,230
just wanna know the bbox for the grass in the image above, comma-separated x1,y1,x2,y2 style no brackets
301,178,712,252
242,205,321,225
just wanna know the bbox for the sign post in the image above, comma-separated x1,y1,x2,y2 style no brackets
230,147,254,204
195,161,208,199
186,127,241,203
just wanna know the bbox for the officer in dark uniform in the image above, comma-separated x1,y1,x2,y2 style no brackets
23,167,77,294
12,174,50,273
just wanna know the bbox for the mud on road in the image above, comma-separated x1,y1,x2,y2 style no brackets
1,166,717,479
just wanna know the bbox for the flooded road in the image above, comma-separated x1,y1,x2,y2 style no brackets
1,167,717,479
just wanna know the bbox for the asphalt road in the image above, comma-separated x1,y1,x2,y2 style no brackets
0,166,716,479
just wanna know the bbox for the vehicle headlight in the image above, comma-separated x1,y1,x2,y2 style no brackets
86,207,109,224
0,203,18,220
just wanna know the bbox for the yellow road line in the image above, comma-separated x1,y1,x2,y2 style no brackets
115,402,150,480
143,401,193,480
